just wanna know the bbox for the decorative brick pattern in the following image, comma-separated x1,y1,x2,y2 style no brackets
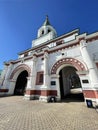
51,58,87,74
86,36,98,43
26,90,57,96
10,64,31,79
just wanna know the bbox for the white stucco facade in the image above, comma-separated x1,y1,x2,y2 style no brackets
0,16,98,106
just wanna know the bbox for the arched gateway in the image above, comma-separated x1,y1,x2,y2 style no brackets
51,58,87,101
9,64,31,95
14,70,28,95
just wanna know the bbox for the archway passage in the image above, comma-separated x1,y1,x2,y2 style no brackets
14,70,28,95
59,66,84,102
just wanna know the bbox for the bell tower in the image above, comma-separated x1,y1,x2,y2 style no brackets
37,15,57,38
32,16,57,47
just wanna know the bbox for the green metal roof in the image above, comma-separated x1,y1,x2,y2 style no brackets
43,15,51,26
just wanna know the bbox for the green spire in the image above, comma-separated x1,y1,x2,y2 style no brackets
43,15,51,26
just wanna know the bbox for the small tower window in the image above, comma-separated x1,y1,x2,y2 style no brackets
48,29,51,33
42,30,44,35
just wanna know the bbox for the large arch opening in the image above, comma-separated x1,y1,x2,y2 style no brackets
59,66,84,102
14,70,28,95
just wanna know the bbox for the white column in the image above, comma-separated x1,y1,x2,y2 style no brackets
44,51,49,89
0,65,8,86
5,63,13,80
80,40,98,85
51,74,60,101
25,55,37,100
3,63,13,88
31,55,37,89
55,75,61,101
26,55,37,89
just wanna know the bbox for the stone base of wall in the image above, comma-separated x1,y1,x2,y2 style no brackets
39,96,49,102
0,89,9,97
24,94,35,100
25,90,57,96
25,90,57,101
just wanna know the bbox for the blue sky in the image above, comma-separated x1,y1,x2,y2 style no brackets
0,0,98,69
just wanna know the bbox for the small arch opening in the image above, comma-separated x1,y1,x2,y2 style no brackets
48,29,51,33
41,30,44,35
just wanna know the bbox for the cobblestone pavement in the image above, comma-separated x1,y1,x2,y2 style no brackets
0,96,98,130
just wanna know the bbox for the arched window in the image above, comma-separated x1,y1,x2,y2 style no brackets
48,29,51,33
42,30,44,35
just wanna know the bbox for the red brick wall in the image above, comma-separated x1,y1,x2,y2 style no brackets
26,90,57,96
0,89,9,92
83,90,98,99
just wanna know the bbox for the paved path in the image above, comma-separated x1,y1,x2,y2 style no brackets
0,96,98,130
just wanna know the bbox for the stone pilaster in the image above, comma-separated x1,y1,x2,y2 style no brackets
0,65,8,86
51,74,60,101
31,55,37,89
80,40,98,106
3,63,13,89
44,51,49,89
80,40,98,84
39,50,50,102
25,54,37,100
